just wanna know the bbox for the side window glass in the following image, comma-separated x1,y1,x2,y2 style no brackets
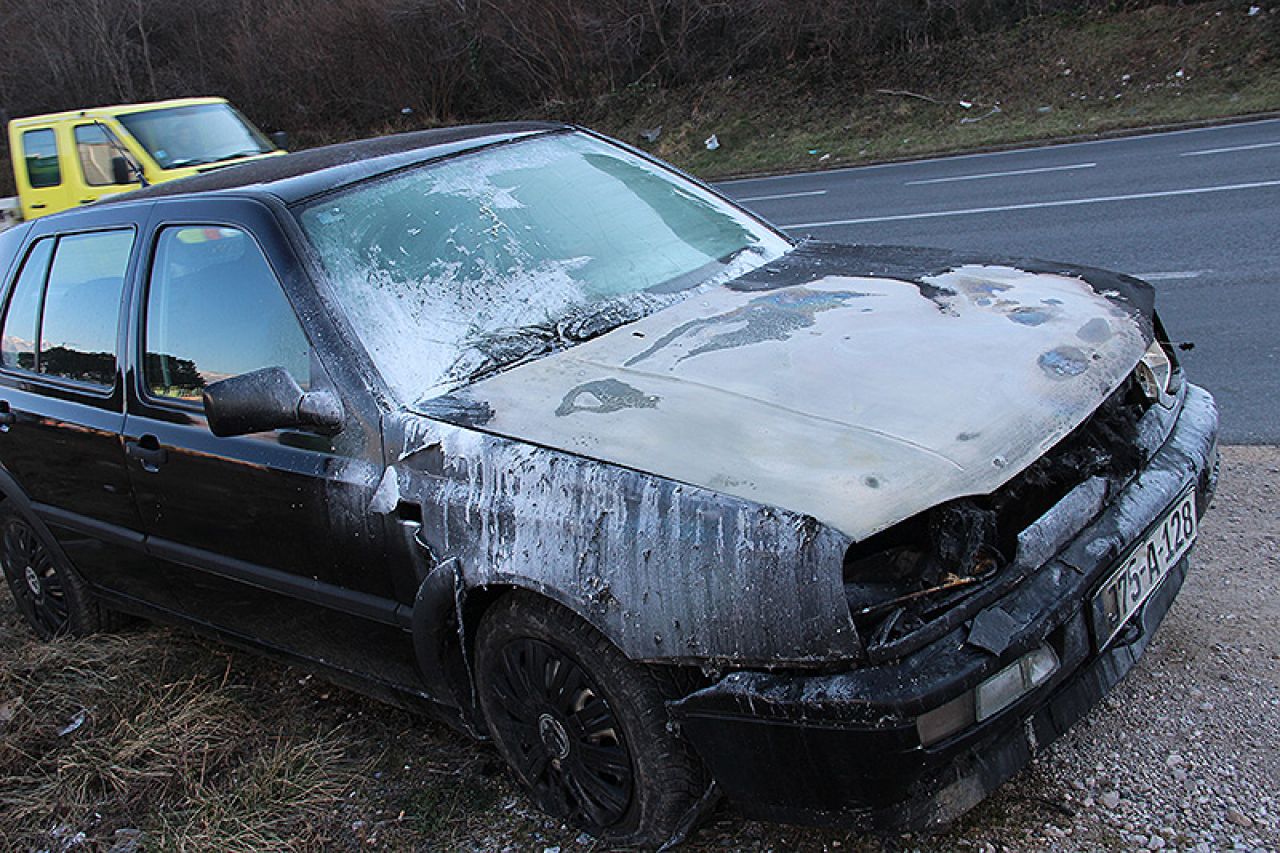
1,239,54,371
145,226,310,402
74,124,128,186
23,129,61,189
40,230,134,386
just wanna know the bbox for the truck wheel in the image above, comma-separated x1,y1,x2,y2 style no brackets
475,592,705,846
0,505,107,639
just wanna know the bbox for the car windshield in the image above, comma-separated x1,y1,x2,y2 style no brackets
297,131,791,404
116,103,274,169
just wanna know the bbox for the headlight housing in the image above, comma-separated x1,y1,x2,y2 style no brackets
1135,338,1178,408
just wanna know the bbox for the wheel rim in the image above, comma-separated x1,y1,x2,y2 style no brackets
2,521,69,638
487,637,634,830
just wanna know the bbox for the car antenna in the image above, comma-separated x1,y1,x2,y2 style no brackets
93,119,150,187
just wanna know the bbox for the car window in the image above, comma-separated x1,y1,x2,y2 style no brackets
74,124,127,186
144,226,310,402
39,230,134,386
22,129,61,189
117,103,274,170
1,239,55,372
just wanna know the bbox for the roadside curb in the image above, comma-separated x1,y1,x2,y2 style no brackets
707,110,1280,183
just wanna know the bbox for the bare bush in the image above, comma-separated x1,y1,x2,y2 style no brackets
0,0,1199,138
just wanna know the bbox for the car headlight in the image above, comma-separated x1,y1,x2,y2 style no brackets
915,644,1060,746
1135,339,1177,408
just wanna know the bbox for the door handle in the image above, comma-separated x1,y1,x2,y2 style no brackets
29,203,46,210
79,198,96,205
126,434,167,472
0,401,14,430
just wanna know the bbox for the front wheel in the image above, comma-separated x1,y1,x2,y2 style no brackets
475,592,706,846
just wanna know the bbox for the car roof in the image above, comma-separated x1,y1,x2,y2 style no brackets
8,96,231,128
116,121,570,207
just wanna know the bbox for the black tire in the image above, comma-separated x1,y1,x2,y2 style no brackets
475,592,706,847
0,504,108,639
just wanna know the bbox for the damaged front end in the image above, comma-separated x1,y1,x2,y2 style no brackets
669,374,1219,831
845,366,1153,665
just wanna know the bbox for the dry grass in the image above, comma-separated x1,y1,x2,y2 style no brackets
560,1,1280,179
0,617,360,851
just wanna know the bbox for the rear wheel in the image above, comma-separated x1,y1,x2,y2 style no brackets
0,506,106,639
475,592,705,846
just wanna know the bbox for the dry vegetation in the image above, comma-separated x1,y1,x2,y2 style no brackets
2,1,1278,194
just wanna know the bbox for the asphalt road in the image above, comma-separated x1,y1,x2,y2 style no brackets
717,118,1280,444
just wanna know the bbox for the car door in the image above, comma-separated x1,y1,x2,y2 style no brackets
0,212,180,609
121,199,421,688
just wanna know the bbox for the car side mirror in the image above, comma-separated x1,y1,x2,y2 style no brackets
269,131,289,151
111,155,135,185
203,367,343,438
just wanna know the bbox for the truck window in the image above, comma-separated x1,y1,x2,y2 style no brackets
39,230,135,387
1,239,55,372
74,124,127,186
22,129,61,188
144,226,310,401
117,103,273,170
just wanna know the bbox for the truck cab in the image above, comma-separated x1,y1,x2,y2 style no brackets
7,96,284,221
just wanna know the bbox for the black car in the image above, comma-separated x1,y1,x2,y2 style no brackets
0,123,1218,846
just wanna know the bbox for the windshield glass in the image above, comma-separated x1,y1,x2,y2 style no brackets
297,132,790,403
117,103,274,169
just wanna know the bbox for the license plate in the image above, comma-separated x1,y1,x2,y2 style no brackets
1093,487,1197,649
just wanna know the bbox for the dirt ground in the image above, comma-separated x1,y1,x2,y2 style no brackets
0,445,1276,852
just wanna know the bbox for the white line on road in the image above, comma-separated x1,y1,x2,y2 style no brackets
781,178,1280,229
735,189,829,202
715,117,1280,186
1180,141,1280,157
1134,271,1211,281
904,163,1096,185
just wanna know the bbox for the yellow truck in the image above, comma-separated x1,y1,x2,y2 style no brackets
3,96,285,226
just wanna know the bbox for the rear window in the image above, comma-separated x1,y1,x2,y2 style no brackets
22,129,61,189
40,230,133,386
1,239,54,371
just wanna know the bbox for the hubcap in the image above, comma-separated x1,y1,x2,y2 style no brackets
538,713,571,761
487,637,634,830
3,521,69,638
24,565,41,596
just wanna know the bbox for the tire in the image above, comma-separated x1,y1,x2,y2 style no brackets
475,592,706,847
0,504,108,639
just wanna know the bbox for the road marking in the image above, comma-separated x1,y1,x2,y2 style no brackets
904,163,1096,185
715,117,1280,187
780,178,1280,229
1180,140,1280,157
735,189,828,202
1135,271,1210,281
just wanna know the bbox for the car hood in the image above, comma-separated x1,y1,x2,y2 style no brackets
419,243,1155,540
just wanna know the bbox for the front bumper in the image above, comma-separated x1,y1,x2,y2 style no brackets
671,384,1219,830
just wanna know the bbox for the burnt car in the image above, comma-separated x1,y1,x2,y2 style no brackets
0,123,1218,845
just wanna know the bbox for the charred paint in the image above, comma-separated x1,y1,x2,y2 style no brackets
1038,346,1091,379
555,378,660,417
384,413,861,665
624,287,867,367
